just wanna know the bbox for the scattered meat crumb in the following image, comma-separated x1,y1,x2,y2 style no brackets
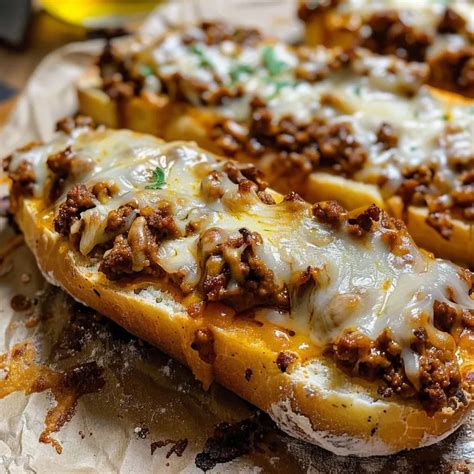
151,438,188,458
195,412,272,471
245,368,253,381
10,294,32,312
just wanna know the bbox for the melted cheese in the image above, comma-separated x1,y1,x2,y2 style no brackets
10,129,474,382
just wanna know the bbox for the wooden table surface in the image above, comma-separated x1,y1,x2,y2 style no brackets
0,10,87,126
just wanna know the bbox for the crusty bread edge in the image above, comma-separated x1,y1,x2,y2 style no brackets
15,181,472,456
77,84,474,266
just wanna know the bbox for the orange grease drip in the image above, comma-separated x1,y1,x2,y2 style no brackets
200,303,321,363
0,340,104,454
120,280,321,364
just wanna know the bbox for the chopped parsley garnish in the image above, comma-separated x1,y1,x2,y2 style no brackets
140,65,154,77
353,85,362,97
262,46,288,76
230,63,254,83
265,78,299,99
146,167,166,189
189,44,213,68
469,105,474,115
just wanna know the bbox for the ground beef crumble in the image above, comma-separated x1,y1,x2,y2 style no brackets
211,108,368,180
395,162,473,239
361,11,432,62
346,203,381,236
191,327,216,364
46,146,94,202
312,200,348,225
105,203,137,233
56,115,95,134
99,235,134,280
54,184,96,236
141,203,181,239
195,412,272,472
328,322,469,414
437,7,467,35
429,46,474,98
276,351,298,373
183,20,262,47
198,227,289,312
8,160,36,199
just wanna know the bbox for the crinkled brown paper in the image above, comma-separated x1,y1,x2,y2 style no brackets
0,1,472,472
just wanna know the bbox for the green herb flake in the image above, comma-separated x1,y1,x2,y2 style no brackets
262,46,288,76
230,64,254,83
468,105,474,115
140,65,154,77
146,167,166,190
265,78,299,100
189,44,213,68
354,85,362,97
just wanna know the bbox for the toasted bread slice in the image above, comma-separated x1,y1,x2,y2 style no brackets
6,123,474,455
77,22,474,266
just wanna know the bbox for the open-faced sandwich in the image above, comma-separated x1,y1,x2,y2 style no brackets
77,21,474,266
4,117,474,455
298,0,474,98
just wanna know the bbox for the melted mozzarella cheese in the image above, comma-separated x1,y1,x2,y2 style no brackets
11,129,474,378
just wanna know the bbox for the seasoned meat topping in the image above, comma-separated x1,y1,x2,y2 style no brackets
47,146,93,201
8,161,36,198
347,204,381,236
141,202,181,239
199,227,289,312
361,11,432,62
329,325,468,414
191,327,216,364
54,184,95,236
276,351,298,373
312,200,347,225
212,112,368,179
99,234,134,280
437,7,467,35
56,116,95,134
183,20,262,47
376,122,398,150
395,159,474,237
429,47,474,98
105,203,137,233
426,210,454,241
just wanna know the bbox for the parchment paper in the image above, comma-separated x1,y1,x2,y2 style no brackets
0,1,472,473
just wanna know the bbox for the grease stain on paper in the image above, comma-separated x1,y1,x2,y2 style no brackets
0,339,105,453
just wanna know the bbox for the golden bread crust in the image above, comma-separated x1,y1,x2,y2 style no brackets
16,191,473,456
